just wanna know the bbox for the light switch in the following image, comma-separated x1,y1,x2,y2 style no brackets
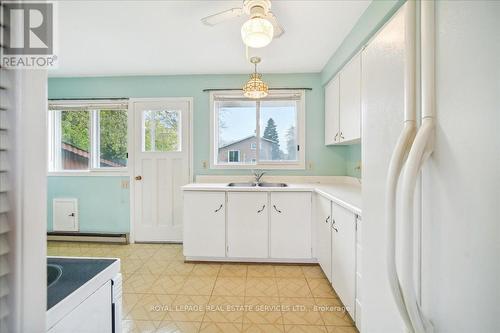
121,180,129,189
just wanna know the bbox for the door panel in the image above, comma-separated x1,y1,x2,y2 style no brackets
183,192,226,257
340,53,362,142
331,202,356,318
227,192,268,258
325,76,340,145
316,195,332,282
270,192,312,259
134,100,190,242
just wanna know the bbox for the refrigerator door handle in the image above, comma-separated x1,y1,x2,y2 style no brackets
400,119,435,333
399,1,436,332
385,1,417,331
385,122,415,331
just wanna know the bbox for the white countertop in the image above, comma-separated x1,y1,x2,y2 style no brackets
183,182,362,216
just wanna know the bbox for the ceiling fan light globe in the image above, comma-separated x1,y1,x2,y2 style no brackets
241,17,274,48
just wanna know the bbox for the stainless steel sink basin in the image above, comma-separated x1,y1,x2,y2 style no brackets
47,264,63,288
227,182,257,187
258,183,288,187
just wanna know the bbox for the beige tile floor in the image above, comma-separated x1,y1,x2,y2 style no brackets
48,241,357,333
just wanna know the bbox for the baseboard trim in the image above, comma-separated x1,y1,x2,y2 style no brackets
184,256,318,264
47,232,129,244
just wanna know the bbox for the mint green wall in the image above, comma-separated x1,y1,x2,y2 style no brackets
346,144,362,178
47,176,130,233
321,0,405,85
48,74,349,177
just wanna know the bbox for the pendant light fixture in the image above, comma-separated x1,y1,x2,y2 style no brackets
243,57,269,99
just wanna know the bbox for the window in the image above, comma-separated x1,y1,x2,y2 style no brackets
48,101,129,172
211,90,305,169
142,109,180,152
228,150,240,163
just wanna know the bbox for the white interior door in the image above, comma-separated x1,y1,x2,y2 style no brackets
133,99,191,242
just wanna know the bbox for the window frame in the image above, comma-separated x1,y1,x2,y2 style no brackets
210,90,306,170
47,100,131,175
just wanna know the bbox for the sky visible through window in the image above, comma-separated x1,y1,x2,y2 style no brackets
218,103,296,154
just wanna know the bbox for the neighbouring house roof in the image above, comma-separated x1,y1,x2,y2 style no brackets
62,142,124,167
219,135,277,149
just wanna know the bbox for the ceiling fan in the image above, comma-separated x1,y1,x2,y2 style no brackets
201,0,285,48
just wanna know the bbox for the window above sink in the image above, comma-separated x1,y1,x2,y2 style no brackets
210,90,306,170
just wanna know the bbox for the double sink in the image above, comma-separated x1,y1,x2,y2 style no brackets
228,182,288,188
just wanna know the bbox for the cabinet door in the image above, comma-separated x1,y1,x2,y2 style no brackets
183,191,226,257
270,192,312,259
331,202,356,318
325,75,340,145
339,53,362,143
316,195,332,282
227,192,268,258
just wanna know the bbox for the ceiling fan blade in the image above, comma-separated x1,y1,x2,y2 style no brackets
267,12,285,38
201,8,244,26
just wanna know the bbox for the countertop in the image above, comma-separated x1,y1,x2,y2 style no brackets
183,182,362,216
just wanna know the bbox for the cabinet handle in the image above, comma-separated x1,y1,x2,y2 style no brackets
340,132,344,140
214,204,223,213
325,216,330,224
273,205,282,213
257,205,266,213
333,226,339,232
334,132,339,142
332,217,336,225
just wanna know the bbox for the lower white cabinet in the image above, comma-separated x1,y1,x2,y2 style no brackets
270,192,312,259
316,194,332,282
227,192,268,258
183,191,226,257
331,202,357,318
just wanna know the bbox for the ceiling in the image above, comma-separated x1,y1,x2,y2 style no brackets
50,0,371,77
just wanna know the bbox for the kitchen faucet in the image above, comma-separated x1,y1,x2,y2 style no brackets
252,170,266,184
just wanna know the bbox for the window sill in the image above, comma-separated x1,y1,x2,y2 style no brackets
48,170,129,177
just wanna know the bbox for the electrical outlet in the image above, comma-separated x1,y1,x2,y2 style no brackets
121,180,129,189
202,160,208,169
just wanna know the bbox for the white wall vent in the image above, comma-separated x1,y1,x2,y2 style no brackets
53,198,79,232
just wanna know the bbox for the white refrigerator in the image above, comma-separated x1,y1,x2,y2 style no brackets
361,1,500,332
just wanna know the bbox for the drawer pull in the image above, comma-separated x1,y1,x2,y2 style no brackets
273,205,282,213
214,204,223,213
257,205,266,213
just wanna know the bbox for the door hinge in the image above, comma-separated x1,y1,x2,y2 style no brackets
126,152,129,158
297,145,300,151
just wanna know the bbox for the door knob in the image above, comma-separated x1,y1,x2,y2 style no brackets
135,175,142,180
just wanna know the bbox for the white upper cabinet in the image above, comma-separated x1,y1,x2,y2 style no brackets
227,192,268,258
324,52,362,145
270,192,312,259
339,53,362,143
183,191,226,257
331,202,357,318
325,76,340,145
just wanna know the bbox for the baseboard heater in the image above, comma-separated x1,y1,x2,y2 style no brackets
47,232,129,244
